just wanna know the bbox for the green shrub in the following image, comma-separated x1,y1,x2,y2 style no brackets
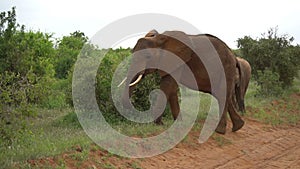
237,27,300,96
256,68,283,96
131,73,160,111
95,48,131,123
52,111,82,128
54,31,88,79
40,79,68,109
0,72,36,145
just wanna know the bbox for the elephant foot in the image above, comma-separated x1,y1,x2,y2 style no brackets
215,123,226,135
232,119,245,132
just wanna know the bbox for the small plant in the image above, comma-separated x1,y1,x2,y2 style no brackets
52,111,82,129
102,163,116,169
129,162,142,169
69,149,88,162
213,134,232,147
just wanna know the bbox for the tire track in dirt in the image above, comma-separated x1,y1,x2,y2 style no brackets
139,118,300,169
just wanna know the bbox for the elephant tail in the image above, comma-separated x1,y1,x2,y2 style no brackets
235,58,246,114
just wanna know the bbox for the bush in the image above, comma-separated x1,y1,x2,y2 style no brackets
52,111,81,129
95,48,131,123
131,73,160,111
54,31,88,79
0,71,36,145
256,68,283,96
40,79,68,109
237,27,300,96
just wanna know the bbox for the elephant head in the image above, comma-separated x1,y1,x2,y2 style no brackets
120,30,194,107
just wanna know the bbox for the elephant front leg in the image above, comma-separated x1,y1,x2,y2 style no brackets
153,92,167,125
154,116,164,125
169,93,180,120
154,75,179,124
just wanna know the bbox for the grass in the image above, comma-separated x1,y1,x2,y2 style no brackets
0,109,92,168
212,134,232,147
128,161,142,169
1,77,299,168
0,87,212,168
244,77,300,125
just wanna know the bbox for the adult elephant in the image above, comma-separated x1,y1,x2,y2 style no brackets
120,30,244,134
234,57,251,114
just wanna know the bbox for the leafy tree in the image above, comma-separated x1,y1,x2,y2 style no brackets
54,31,88,79
0,7,58,145
0,7,55,77
237,27,300,95
0,7,24,73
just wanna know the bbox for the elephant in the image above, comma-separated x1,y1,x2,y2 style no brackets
120,30,244,134
233,57,251,114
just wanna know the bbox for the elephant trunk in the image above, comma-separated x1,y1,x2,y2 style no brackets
122,70,145,109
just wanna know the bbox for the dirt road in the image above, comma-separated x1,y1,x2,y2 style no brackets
24,93,300,168
27,118,300,169
140,118,300,169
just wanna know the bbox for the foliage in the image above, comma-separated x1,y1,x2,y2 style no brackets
41,78,68,109
0,8,56,76
0,7,66,145
131,73,161,111
256,68,283,96
52,111,82,129
237,27,300,96
0,71,36,145
245,79,300,126
54,31,88,79
95,48,132,123
0,109,91,169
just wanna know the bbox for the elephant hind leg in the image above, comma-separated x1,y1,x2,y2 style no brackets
215,111,227,134
228,99,244,132
215,99,228,134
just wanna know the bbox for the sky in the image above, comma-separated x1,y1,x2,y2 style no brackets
1,0,300,48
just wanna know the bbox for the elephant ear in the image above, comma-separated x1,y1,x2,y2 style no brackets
145,29,158,37
131,30,158,52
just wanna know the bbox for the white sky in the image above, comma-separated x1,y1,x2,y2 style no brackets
1,0,300,48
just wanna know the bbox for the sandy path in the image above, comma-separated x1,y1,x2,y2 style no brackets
26,118,300,169
139,118,300,169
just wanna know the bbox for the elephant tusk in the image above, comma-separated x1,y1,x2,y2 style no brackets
117,77,127,87
129,74,143,87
